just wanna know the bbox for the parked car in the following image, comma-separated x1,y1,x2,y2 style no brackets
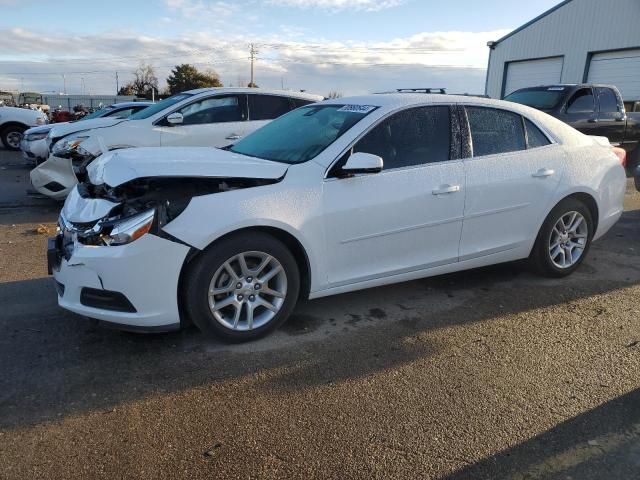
48,94,626,341
30,88,323,199
504,84,640,169
0,105,48,150
20,102,152,165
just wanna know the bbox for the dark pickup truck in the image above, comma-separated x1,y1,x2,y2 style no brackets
505,84,640,168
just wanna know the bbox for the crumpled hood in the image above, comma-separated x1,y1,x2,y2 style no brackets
49,117,128,140
87,147,290,187
62,185,120,224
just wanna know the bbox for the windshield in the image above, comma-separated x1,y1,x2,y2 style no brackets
230,104,377,164
129,93,192,120
81,107,111,120
504,88,565,110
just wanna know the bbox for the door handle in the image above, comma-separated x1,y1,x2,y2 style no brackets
226,134,241,140
532,168,555,178
588,118,599,123
432,184,461,195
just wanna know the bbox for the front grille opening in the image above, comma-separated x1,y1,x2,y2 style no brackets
43,181,66,193
80,288,137,313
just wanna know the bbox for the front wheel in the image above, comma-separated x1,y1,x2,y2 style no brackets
1,124,26,150
183,232,300,342
529,198,594,278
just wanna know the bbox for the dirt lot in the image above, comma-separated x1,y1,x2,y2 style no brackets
1,148,639,479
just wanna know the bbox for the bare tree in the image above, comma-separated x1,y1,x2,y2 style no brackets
130,63,159,98
326,91,343,99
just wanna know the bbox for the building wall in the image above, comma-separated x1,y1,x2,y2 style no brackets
485,0,640,98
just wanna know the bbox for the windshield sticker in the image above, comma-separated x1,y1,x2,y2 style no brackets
547,87,565,91
337,105,377,114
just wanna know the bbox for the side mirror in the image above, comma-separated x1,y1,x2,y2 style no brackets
166,112,183,125
340,152,383,176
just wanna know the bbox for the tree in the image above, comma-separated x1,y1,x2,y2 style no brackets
326,91,342,99
166,64,223,94
118,63,158,98
247,82,258,88
117,85,135,96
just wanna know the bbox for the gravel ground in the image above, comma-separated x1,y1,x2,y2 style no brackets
1,148,639,479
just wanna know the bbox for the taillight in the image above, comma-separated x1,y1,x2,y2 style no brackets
612,147,627,167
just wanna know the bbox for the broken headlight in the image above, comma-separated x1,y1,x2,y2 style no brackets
52,134,90,158
100,209,155,246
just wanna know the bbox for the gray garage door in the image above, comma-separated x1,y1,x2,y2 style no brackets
587,49,640,101
503,57,564,97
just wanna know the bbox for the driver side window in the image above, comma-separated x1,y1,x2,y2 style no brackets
353,106,451,170
176,95,243,125
566,88,595,113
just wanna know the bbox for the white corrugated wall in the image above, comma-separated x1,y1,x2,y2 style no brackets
485,0,640,99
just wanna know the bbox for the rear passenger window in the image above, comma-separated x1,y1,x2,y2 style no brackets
524,118,551,149
249,95,293,120
596,88,619,113
353,106,450,170
566,88,595,113
467,107,525,157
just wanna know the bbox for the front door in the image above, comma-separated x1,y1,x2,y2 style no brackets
322,105,465,286
158,94,247,147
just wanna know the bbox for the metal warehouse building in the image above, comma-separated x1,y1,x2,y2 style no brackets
485,0,640,103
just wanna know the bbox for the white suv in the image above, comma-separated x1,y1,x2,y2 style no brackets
0,106,48,150
30,88,323,199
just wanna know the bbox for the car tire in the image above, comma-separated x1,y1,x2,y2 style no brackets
0,124,27,150
529,197,594,278
183,231,300,342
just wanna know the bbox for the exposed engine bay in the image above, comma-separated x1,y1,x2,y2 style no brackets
58,176,282,255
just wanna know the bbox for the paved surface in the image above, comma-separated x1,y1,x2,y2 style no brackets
1,147,639,479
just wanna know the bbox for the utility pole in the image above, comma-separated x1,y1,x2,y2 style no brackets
62,74,67,94
115,72,119,95
249,44,258,87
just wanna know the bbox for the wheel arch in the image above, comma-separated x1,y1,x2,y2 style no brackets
177,225,312,326
0,121,29,132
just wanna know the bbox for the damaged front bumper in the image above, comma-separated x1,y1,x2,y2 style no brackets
49,227,190,330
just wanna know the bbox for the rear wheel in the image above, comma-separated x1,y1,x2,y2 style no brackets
530,198,594,278
183,232,300,342
1,124,26,150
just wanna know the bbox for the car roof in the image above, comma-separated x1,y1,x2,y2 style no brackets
109,101,154,108
320,93,586,146
184,87,323,101
509,84,619,91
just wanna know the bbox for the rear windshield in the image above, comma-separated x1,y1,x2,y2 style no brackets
129,94,192,120
504,87,566,110
230,104,377,164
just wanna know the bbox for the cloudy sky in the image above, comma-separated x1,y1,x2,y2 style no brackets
0,0,561,97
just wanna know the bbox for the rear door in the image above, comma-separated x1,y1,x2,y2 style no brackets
158,94,248,147
246,94,304,135
322,105,465,286
460,106,565,260
595,87,627,145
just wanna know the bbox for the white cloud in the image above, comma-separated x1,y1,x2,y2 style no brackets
266,0,405,11
0,27,508,96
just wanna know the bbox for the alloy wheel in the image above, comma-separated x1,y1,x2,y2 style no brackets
548,211,588,269
208,251,287,331
6,131,22,149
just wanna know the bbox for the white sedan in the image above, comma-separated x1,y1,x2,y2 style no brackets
49,94,626,341
20,102,152,164
30,88,323,200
